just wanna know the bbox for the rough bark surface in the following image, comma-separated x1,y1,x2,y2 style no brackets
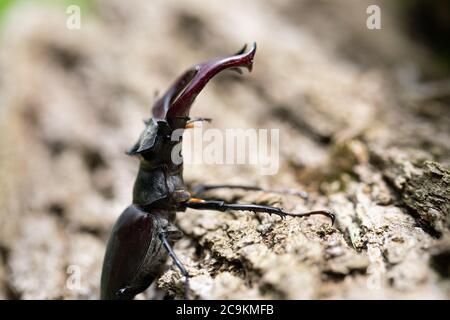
0,0,449,299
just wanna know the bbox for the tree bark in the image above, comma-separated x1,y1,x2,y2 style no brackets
0,0,449,299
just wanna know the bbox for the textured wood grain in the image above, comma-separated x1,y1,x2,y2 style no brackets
0,0,449,299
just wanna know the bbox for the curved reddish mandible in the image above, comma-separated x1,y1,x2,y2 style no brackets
152,43,257,129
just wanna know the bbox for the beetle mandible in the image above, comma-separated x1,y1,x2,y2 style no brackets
100,43,334,300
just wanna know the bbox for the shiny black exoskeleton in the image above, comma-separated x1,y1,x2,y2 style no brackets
100,43,334,300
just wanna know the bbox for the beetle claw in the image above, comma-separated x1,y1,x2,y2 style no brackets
282,209,336,226
235,44,247,55
183,276,190,300
154,42,257,129
229,67,244,75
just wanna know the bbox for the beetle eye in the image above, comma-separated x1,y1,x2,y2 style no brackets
163,134,174,143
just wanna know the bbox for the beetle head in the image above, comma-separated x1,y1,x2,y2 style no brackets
126,118,174,162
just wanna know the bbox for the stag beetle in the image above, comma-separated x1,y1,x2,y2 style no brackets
100,43,334,300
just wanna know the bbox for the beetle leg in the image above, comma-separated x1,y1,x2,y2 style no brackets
190,184,309,200
159,232,190,300
163,229,184,241
185,199,335,225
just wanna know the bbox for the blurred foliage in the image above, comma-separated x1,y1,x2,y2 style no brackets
0,0,15,24
0,0,94,29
